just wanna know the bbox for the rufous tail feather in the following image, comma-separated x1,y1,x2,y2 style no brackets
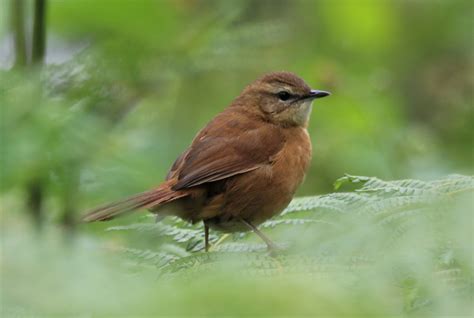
82,180,187,222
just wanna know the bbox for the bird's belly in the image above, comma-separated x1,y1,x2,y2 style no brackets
206,135,311,232
208,172,293,231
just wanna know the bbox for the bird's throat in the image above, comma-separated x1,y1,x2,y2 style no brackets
292,101,313,126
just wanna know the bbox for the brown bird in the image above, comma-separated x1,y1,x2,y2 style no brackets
83,72,330,251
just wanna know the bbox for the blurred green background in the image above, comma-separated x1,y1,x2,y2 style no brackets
1,0,473,316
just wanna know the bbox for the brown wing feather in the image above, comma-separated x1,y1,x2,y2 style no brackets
166,149,189,180
171,109,285,190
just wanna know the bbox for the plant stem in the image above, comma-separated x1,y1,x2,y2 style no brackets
27,178,44,232
32,0,47,65
11,0,27,67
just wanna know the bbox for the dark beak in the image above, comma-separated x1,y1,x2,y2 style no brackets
308,89,331,99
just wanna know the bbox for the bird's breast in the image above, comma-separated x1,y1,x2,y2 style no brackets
265,127,312,204
207,126,312,231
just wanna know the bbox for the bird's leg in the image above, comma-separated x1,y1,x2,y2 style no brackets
204,223,210,252
239,218,279,251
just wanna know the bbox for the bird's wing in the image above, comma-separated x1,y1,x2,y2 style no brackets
170,112,284,190
166,149,189,181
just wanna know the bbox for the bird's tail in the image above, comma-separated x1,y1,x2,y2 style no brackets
82,180,187,222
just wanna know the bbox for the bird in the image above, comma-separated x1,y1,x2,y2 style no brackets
82,72,330,252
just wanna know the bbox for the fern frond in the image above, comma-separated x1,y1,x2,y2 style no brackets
213,242,267,253
261,218,338,228
107,223,207,244
282,193,373,215
335,174,473,197
121,247,182,268
107,223,161,233
106,174,473,288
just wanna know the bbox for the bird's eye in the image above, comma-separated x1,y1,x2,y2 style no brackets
277,91,291,101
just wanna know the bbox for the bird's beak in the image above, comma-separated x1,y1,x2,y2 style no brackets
308,89,331,99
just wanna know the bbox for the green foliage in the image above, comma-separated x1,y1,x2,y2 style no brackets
3,170,473,315
76,174,471,316
108,174,472,260
2,0,473,201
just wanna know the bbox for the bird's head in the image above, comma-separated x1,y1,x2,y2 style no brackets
236,72,330,127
